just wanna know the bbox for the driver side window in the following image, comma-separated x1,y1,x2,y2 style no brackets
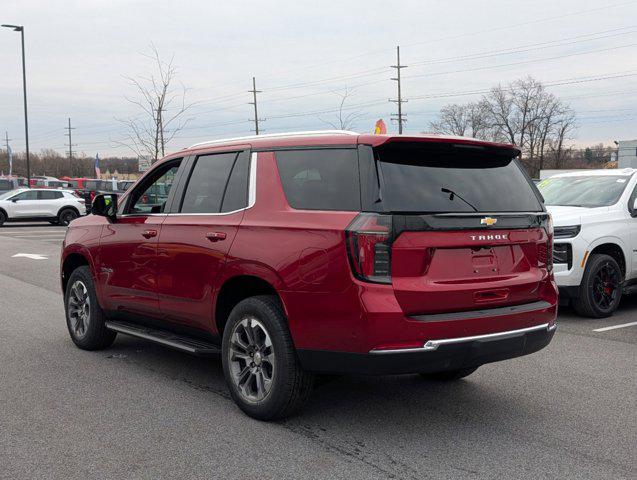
11,191,37,201
126,160,181,214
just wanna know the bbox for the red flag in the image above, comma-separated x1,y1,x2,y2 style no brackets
374,119,387,134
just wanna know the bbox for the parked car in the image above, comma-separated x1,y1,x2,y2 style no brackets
118,180,135,191
0,177,20,193
78,179,120,208
60,131,557,420
0,188,86,226
537,169,637,317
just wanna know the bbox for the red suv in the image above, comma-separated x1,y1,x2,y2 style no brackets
61,131,557,420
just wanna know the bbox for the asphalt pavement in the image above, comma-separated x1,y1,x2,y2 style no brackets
0,222,635,479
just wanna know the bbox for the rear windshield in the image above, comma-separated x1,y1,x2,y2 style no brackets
375,145,542,213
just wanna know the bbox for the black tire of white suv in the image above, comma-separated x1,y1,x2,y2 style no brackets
64,266,117,350
573,253,622,318
58,208,79,226
221,295,314,420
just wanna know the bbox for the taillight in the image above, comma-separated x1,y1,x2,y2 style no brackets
346,213,393,284
539,214,554,273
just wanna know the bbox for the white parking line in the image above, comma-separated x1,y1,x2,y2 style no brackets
7,235,66,239
593,321,637,332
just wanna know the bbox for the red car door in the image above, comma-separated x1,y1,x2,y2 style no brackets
97,159,183,317
156,150,252,332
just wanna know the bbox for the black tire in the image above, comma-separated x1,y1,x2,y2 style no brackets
0,210,6,226
573,253,622,318
58,208,78,226
419,367,478,381
221,295,314,420
64,266,116,350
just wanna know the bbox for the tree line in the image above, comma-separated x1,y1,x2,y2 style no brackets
428,76,581,177
0,149,138,179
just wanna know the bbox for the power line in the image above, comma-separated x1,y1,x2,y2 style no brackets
389,46,407,134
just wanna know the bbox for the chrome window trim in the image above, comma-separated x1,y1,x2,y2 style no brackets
369,322,556,355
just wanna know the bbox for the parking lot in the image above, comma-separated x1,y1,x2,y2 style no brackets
0,222,635,479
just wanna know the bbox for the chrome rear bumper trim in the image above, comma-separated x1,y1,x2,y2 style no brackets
369,323,556,355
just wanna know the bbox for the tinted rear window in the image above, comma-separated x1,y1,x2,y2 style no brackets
38,190,63,200
275,149,360,211
375,145,542,213
180,153,237,213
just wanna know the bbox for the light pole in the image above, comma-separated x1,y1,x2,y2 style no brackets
2,24,31,184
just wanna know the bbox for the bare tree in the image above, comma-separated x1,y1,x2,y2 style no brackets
429,102,491,139
117,44,193,161
431,76,577,176
319,87,365,130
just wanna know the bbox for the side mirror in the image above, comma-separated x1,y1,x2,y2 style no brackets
91,194,118,221
11,198,18,203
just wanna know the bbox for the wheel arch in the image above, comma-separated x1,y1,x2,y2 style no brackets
214,274,284,336
588,240,627,279
57,205,80,218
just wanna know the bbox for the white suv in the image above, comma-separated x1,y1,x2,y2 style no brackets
0,188,87,227
538,169,637,317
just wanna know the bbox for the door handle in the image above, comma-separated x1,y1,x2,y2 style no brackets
142,229,158,239
205,231,227,242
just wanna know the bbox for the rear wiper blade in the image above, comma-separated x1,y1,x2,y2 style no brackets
441,187,478,212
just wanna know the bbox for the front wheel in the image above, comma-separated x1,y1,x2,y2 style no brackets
221,295,314,420
573,253,622,318
0,210,6,226
64,266,116,350
419,367,478,381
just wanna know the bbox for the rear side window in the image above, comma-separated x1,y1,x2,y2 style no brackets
221,151,250,213
375,144,542,213
180,153,237,213
275,149,360,211
38,191,63,200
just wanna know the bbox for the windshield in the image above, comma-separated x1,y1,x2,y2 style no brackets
538,175,631,207
375,145,542,213
0,190,20,200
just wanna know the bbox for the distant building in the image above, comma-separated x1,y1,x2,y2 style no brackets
618,140,637,168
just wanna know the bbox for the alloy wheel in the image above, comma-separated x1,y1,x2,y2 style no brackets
591,262,619,311
68,280,91,339
228,317,276,403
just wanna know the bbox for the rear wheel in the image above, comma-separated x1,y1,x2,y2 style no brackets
419,367,478,381
64,266,116,350
58,208,78,226
221,295,314,420
573,254,622,318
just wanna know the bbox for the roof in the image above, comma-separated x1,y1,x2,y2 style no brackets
180,130,518,156
550,168,636,178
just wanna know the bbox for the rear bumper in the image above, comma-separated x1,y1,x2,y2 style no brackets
298,323,556,375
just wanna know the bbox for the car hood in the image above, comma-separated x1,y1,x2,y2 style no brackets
546,205,610,226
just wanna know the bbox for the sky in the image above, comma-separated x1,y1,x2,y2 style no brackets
1,0,636,158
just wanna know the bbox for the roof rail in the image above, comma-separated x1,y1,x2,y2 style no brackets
188,130,359,149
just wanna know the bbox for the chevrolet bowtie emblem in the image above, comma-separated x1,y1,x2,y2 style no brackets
480,217,498,226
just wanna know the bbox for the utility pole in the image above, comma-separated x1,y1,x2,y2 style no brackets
65,118,76,174
4,131,11,176
389,45,408,134
248,76,263,135
1,24,31,183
